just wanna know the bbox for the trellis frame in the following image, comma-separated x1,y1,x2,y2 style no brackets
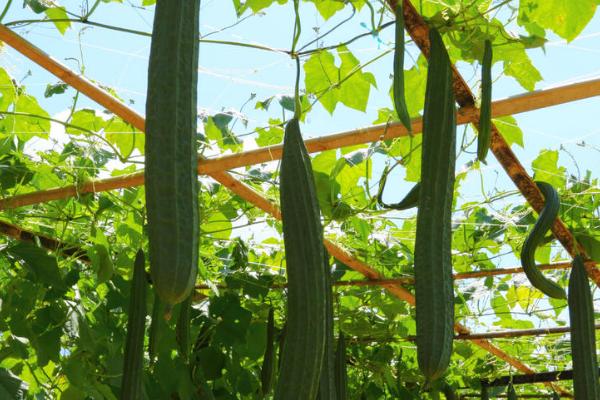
1,76,600,210
0,1,598,395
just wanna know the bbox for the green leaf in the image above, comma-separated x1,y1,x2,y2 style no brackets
499,43,542,91
44,83,69,98
0,68,17,110
243,0,286,13
104,117,144,158
337,45,376,112
386,55,427,120
60,386,88,400
7,242,66,290
68,109,106,135
518,0,598,42
204,113,241,152
305,0,346,20
255,121,284,147
12,95,51,140
45,7,71,35
386,135,422,182
202,212,232,240
0,153,34,190
575,234,600,262
304,46,376,113
493,116,523,148
24,0,49,13
209,293,252,345
196,346,226,380
304,50,339,114
225,274,270,298
32,326,62,366
531,149,566,189
88,244,114,284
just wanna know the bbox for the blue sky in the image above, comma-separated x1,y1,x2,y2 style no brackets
2,1,599,178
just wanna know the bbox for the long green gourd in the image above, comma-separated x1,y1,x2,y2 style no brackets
120,250,147,400
377,165,420,211
145,0,200,305
568,255,600,399
480,386,489,400
506,383,517,400
441,383,457,400
334,331,347,400
520,181,566,299
414,27,456,381
176,294,192,362
274,118,327,400
277,323,287,371
317,250,337,400
393,2,411,132
260,308,275,397
477,39,492,163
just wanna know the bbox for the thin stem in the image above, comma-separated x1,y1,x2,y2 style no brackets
297,20,395,56
290,0,301,54
4,18,290,54
201,12,254,39
291,0,302,119
0,0,13,23
82,0,101,21
294,57,301,119
297,3,356,52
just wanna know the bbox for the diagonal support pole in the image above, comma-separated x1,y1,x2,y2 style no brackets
392,0,600,288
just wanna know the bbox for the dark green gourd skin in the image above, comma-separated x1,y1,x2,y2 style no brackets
317,251,337,400
414,27,456,381
506,383,517,400
477,39,492,163
274,118,327,400
145,0,200,305
377,165,420,211
441,383,457,400
176,294,192,362
568,255,600,399
520,181,566,299
480,386,489,400
260,308,275,397
335,331,348,400
393,2,411,132
120,250,147,400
